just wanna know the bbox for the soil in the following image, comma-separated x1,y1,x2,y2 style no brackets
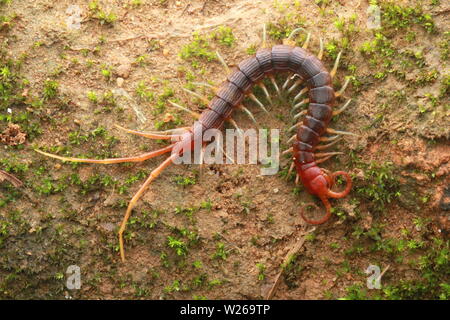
0,0,448,300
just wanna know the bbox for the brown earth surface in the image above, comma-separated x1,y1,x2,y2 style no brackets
0,0,449,299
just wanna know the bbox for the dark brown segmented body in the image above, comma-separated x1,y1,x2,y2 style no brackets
198,45,335,185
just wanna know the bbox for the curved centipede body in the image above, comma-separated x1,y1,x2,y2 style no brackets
36,28,355,262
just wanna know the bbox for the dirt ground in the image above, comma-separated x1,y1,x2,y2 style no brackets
0,0,449,299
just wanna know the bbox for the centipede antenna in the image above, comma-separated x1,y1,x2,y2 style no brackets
258,82,273,105
287,161,295,180
315,151,344,158
293,87,308,102
168,100,200,119
315,137,342,150
119,153,177,262
320,135,340,142
282,147,293,155
333,99,352,116
238,104,258,125
327,128,359,137
318,37,324,60
182,88,210,105
335,77,351,97
330,51,342,78
248,93,269,114
302,32,312,49
292,99,309,113
269,75,281,96
288,121,302,132
295,174,300,185
114,124,180,140
287,133,297,144
216,50,230,74
35,144,174,165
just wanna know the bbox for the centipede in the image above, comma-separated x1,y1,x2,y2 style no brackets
35,26,355,262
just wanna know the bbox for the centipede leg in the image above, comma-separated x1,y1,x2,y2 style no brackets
216,50,230,73
335,77,351,98
293,108,308,120
288,79,304,95
293,87,308,102
330,51,342,79
258,82,273,105
282,73,295,91
261,24,268,48
302,32,312,49
287,133,297,144
238,104,258,125
282,147,293,155
326,128,359,137
35,144,174,164
249,93,269,114
333,99,352,116
287,161,295,180
182,88,209,106
314,155,334,164
119,154,176,262
193,82,217,92
318,37,324,60
168,100,201,119
269,75,281,96
288,121,303,132
315,151,344,158
228,118,244,136
314,138,342,150
320,135,340,142
292,99,309,114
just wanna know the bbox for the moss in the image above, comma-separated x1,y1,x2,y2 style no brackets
354,161,400,212
210,26,236,47
380,2,436,33
179,32,217,68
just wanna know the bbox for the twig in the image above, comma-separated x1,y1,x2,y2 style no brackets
0,170,23,188
265,227,316,300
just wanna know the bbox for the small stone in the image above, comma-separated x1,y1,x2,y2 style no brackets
163,48,169,57
116,77,124,87
273,188,279,194
116,63,131,78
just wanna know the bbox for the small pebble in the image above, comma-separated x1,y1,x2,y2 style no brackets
116,77,124,87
